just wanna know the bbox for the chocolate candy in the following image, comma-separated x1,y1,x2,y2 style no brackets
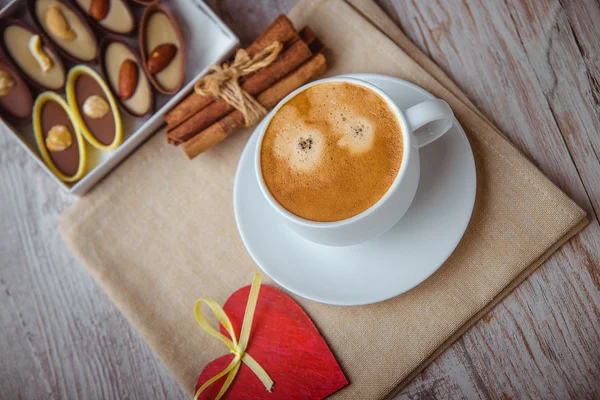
0,19,66,91
28,0,99,63
66,65,123,151
100,38,153,117
33,92,87,182
72,0,135,35
140,3,185,95
0,59,33,124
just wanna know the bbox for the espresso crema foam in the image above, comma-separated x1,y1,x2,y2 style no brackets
261,82,403,222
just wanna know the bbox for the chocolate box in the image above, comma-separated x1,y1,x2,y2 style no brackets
0,0,239,195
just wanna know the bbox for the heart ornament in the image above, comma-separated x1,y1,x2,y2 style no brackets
194,273,348,399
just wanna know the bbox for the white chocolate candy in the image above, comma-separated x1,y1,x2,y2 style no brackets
104,42,151,115
37,0,98,62
4,25,65,89
144,12,182,91
74,0,133,34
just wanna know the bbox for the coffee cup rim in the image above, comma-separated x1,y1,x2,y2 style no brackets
254,76,413,228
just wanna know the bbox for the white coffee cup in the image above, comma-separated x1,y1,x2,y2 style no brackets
255,76,454,246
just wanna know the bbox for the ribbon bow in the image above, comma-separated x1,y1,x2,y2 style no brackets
194,41,283,127
194,272,274,400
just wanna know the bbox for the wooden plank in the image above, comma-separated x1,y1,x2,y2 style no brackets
0,1,294,399
379,0,595,217
203,0,298,47
0,130,186,398
1,0,599,399
505,0,600,222
377,0,600,398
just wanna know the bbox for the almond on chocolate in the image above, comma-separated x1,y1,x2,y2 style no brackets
146,43,177,75
118,58,138,100
72,0,134,35
89,0,109,21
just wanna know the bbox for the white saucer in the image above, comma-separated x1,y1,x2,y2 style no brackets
233,74,476,306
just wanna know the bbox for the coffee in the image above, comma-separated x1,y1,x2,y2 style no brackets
260,82,403,222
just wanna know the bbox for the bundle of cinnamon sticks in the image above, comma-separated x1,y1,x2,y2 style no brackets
164,15,327,159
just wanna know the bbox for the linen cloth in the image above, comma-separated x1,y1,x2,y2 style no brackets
60,1,588,398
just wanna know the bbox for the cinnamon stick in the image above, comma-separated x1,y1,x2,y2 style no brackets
245,15,299,57
164,15,299,128
182,54,327,159
300,26,326,55
167,39,314,145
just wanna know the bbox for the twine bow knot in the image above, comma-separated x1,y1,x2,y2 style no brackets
193,272,273,400
194,42,283,127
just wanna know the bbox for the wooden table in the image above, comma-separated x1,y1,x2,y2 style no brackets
1,1,599,398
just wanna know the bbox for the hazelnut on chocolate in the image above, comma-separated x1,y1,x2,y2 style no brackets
46,124,72,151
82,94,109,118
0,70,15,96
83,94,110,119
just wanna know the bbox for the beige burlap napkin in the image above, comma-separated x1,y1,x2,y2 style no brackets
59,0,588,398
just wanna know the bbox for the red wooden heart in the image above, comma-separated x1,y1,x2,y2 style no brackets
195,285,348,399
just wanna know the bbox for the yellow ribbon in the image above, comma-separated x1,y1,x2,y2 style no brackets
194,272,274,400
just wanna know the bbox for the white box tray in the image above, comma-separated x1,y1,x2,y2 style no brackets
0,0,239,195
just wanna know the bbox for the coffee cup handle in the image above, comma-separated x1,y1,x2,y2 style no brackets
404,99,454,148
